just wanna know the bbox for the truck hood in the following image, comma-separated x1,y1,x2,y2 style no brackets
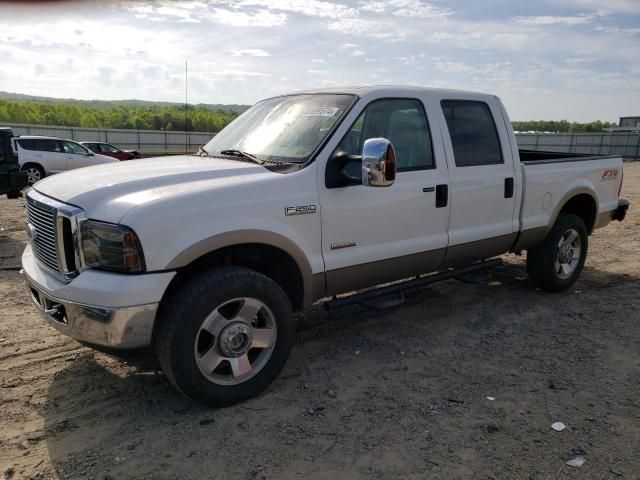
33,155,270,223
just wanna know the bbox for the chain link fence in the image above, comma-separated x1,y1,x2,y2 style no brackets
516,132,640,160
0,123,215,156
2,123,639,160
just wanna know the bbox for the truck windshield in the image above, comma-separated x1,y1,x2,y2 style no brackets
202,94,356,163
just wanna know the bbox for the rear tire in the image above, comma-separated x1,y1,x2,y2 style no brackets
526,213,588,292
21,163,45,185
154,267,294,407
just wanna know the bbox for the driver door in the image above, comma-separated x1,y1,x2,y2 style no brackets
319,97,451,295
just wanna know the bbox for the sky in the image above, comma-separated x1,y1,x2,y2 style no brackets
0,0,639,121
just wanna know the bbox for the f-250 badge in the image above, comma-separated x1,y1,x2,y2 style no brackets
602,169,619,181
284,204,317,216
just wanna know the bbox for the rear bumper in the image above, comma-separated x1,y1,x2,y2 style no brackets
613,199,629,222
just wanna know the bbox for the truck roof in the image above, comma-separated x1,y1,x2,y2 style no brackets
283,85,497,100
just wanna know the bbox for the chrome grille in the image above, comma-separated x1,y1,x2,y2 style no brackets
26,194,60,272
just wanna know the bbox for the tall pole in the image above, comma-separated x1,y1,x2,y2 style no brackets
185,59,188,153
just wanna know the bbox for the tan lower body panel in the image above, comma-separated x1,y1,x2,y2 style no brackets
325,248,446,297
511,226,547,252
441,233,517,269
594,209,615,230
320,231,549,300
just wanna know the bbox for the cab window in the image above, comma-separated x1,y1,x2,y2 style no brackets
441,100,503,167
336,98,434,171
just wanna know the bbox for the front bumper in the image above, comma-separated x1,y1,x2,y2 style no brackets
613,199,629,222
23,277,158,348
22,244,175,349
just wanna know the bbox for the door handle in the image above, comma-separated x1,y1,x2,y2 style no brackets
435,184,448,208
504,177,514,198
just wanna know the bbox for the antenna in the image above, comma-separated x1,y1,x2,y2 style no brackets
185,59,188,153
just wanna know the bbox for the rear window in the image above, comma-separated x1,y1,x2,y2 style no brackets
17,139,61,152
441,100,503,167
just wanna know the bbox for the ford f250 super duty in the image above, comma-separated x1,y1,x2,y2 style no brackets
20,86,629,406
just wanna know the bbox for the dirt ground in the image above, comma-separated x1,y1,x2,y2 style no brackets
1,164,639,480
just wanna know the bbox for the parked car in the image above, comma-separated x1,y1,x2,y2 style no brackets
80,141,141,161
0,128,27,198
12,136,117,185
21,86,629,407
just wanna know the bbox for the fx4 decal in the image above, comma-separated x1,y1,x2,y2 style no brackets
602,169,619,181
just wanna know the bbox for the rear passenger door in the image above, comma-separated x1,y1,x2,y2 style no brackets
439,99,518,266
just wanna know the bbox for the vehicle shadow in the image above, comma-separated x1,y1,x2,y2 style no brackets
41,260,638,478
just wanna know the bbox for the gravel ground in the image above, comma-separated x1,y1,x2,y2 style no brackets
0,163,639,480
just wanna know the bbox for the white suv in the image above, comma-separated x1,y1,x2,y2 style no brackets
13,136,117,185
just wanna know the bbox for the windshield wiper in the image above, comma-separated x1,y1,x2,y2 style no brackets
219,149,263,164
197,146,210,156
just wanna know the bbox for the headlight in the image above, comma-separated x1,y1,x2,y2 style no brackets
81,220,145,272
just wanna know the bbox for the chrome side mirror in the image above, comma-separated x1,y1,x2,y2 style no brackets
361,138,396,187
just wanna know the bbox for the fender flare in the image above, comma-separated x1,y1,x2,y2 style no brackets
165,229,320,308
545,186,599,235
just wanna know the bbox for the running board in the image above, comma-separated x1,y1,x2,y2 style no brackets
324,259,502,311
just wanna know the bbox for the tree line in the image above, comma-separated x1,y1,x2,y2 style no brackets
0,99,239,133
511,120,617,133
0,97,619,133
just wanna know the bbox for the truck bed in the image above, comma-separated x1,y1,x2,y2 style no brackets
519,149,619,165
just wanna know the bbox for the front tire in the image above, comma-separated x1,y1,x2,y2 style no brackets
526,213,588,292
154,267,294,407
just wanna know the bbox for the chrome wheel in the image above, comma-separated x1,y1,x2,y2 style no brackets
555,228,581,279
25,167,41,185
193,297,277,386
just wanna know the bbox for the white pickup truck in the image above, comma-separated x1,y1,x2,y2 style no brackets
21,86,629,406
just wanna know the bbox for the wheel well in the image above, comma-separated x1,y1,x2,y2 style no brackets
163,243,305,312
21,162,43,170
558,193,597,233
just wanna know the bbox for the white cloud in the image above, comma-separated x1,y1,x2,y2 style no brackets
389,0,453,18
209,8,287,27
566,57,597,65
231,48,271,57
595,26,640,34
435,61,475,73
238,0,359,19
555,0,640,14
351,49,366,56
514,14,595,25
327,18,404,39
359,1,386,13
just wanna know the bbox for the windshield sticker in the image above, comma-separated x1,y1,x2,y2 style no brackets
302,106,340,117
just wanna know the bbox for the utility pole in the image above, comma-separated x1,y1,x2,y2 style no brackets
185,59,188,154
